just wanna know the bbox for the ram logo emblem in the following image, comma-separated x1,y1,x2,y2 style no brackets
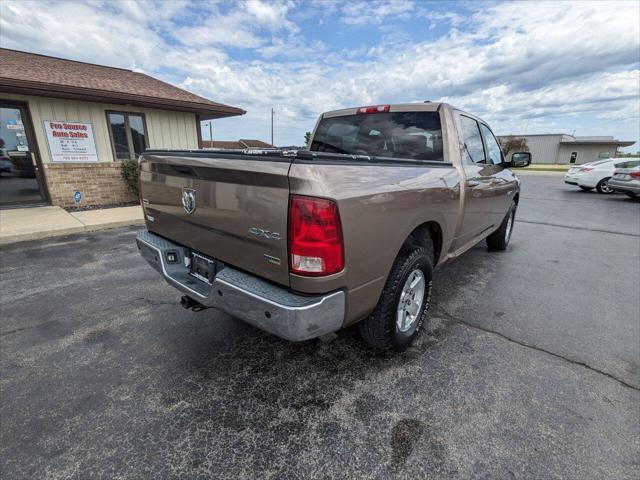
181,188,196,214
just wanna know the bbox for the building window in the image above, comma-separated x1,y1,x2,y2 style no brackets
569,151,578,164
598,151,611,158
106,111,148,161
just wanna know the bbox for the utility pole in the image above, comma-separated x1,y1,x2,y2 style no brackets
271,108,274,146
209,121,213,143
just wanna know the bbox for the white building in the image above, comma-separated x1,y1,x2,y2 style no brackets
497,133,635,165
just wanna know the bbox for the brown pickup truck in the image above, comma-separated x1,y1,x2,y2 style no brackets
136,102,531,350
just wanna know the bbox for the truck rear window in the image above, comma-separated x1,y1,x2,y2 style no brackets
310,111,443,161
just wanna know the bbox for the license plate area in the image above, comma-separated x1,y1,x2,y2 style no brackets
189,251,222,285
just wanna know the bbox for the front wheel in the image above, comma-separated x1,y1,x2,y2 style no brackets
359,246,433,351
596,177,614,194
486,202,516,251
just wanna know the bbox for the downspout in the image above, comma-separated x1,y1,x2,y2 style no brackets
195,114,203,149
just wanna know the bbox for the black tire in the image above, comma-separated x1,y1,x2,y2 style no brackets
596,177,614,194
359,245,433,351
579,186,592,191
486,202,516,251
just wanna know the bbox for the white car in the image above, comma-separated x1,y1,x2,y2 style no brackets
564,158,640,194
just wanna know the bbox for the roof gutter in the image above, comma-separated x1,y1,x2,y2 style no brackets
559,141,636,146
0,78,246,119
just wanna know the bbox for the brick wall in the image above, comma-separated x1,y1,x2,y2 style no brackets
43,162,137,207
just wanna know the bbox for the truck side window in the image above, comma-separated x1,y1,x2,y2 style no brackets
479,123,504,165
459,115,486,164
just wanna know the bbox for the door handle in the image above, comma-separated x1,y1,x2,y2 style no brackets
467,180,480,187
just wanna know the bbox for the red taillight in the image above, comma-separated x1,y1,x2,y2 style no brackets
288,195,344,276
579,167,594,172
357,105,390,114
629,171,640,179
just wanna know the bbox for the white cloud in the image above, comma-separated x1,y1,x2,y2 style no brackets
0,1,168,70
340,0,414,26
446,70,640,124
176,21,265,48
422,11,464,30
246,0,295,29
174,0,297,48
0,0,638,147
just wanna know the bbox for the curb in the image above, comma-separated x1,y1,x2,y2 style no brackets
517,170,567,175
0,219,145,246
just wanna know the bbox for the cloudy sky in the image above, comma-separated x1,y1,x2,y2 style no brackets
1,0,639,149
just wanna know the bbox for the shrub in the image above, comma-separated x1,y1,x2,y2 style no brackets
121,159,139,195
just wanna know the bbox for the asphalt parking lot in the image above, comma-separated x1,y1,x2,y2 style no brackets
1,173,638,479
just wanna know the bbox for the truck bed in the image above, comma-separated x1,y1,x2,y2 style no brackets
139,148,451,288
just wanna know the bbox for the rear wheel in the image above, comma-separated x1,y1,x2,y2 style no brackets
359,245,433,351
486,202,516,251
596,177,614,194
579,186,592,191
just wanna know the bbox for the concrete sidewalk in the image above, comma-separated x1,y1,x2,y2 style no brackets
0,205,144,245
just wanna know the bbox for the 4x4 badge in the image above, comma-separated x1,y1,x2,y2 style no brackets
248,227,282,240
181,188,196,214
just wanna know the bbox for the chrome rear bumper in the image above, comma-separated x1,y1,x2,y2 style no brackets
136,230,345,341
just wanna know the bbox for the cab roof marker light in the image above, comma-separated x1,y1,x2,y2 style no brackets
357,105,390,114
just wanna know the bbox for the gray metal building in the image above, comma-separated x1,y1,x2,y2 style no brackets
497,133,635,165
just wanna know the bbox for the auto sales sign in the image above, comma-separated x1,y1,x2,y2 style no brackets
44,121,98,162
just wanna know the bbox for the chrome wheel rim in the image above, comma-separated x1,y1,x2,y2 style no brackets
600,180,614,193
396,269,425,332
505,211,514,243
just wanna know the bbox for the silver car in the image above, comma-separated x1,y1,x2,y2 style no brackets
608,162,640,198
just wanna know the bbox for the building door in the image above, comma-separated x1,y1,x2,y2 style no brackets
0,101,49,207
569,151,578,164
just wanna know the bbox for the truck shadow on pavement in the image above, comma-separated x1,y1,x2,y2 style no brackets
148,311,461,476
139,253,477,476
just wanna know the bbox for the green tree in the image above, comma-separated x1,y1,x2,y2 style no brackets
499,136,529,158
304,131,311,146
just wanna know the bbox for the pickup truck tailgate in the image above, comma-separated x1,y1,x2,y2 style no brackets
139,152,291,286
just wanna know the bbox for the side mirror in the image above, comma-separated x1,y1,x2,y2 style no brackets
507,152,531,168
